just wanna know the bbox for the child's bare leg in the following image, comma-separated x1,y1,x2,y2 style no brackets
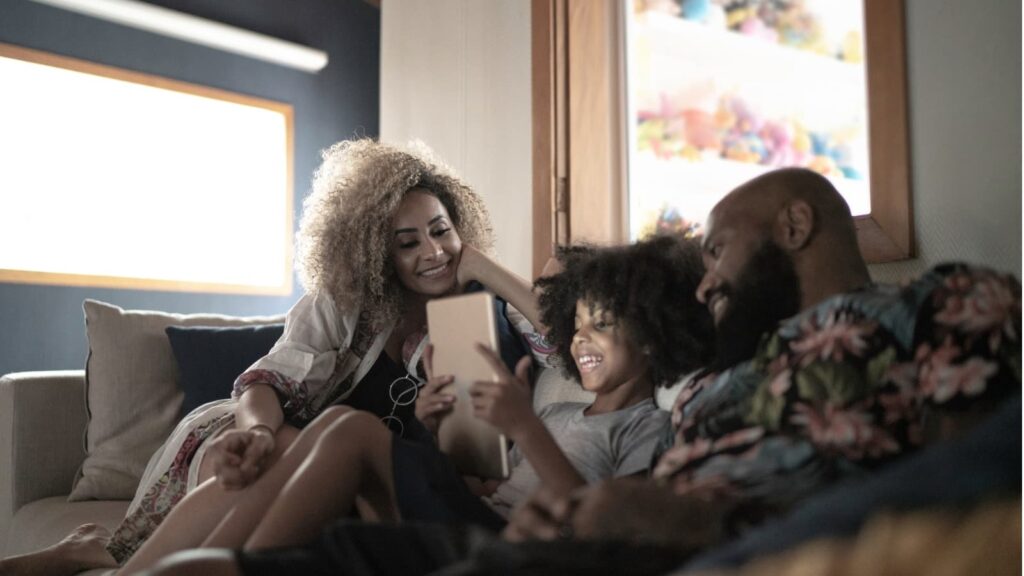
115,422,301,575
201,406,361,549
244,411,400,550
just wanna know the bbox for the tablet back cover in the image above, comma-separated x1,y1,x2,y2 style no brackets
427,292,509,479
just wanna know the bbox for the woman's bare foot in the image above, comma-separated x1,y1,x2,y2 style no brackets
52,524,118,569
0,523,117,576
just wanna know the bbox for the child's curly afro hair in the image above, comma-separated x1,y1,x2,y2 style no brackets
535,235,715,387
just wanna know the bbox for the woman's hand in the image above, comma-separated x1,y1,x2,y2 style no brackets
205,426,276,490
468,345,536,439
415,344,456,435
455,243,485,288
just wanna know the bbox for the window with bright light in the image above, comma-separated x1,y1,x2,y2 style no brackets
626,0,869,239
0,44,293,295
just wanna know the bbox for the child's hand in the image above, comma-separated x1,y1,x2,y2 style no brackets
415,344,456,435
469,344,536,439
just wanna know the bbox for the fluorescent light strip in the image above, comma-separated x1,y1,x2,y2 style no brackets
28,0,328,73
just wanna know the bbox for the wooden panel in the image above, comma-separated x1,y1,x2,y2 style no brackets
532,0,556,277
860,0,914,263
566,0,625,245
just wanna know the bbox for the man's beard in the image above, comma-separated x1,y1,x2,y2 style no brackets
710,241,801,371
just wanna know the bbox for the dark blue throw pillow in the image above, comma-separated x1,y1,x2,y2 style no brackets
166,324,284,417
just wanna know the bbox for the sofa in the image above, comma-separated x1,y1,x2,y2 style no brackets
0,370,128,565
1,299,641,573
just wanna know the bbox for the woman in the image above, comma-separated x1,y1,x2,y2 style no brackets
3,139,546,576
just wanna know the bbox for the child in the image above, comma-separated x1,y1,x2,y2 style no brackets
192,235,715,553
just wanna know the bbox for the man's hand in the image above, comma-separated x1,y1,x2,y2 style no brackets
504,477,725,552
206,426,276,490
502,486,572,542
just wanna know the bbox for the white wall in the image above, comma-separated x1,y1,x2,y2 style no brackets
380,0,533,279
869,0,1021,282
379,0,1022,283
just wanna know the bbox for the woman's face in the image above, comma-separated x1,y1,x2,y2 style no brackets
391,189,463,298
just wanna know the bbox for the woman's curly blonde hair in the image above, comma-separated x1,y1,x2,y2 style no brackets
297,139,494,327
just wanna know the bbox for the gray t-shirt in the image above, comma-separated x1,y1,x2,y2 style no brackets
484,398,670,518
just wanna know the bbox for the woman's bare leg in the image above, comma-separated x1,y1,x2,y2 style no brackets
243,411,400,550
200,406,361,549
119,405,362,574
142,549,242,576
114,422,300,575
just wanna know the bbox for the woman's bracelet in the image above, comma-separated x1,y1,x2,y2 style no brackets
248,423,275,437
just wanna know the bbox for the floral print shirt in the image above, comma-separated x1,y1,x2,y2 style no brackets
652,263,1021,529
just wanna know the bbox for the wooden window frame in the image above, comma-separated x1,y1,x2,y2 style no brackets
532,0,912,267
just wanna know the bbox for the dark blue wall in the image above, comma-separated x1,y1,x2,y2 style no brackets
0,0,379,374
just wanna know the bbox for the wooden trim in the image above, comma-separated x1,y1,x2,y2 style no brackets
566,0,626,245
0,269,291,296
532,0,556,278
859,0,913,262
0,43,294,295
554,0,570,248
0,43,294,116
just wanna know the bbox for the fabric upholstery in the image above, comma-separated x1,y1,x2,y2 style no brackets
71,300,282,501
5,496,128,557
165,324,285,417
0,371,88,555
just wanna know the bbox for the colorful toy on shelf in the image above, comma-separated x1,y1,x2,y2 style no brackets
635,91,864,180
678,0,727,27
637,204,702,240
644,0,862,63
680,0,710,20
634,0,681,17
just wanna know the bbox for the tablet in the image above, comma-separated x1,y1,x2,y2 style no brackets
426,292,510,479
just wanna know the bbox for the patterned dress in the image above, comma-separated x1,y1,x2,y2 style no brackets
652,263,1021,531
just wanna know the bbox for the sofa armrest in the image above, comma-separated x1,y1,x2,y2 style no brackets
0,371,87,549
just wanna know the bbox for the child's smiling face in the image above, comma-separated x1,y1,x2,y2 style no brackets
571,299,650,397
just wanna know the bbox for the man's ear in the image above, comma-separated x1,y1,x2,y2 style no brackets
775,200,814,250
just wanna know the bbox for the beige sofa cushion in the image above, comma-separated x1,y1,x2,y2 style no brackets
70,300,282,501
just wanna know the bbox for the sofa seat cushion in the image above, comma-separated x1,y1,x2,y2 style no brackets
5,496,128,557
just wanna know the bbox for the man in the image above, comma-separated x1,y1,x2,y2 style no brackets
145,167,1020,576
501,167,1019,552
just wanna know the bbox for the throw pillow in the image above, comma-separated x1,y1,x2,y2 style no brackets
166,324,284,417
70,299,283,502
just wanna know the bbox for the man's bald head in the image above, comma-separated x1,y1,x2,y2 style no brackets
698,168,871,341
710,168,860,255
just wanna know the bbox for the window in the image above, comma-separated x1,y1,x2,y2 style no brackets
0,43,294,295
532,0,911,269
